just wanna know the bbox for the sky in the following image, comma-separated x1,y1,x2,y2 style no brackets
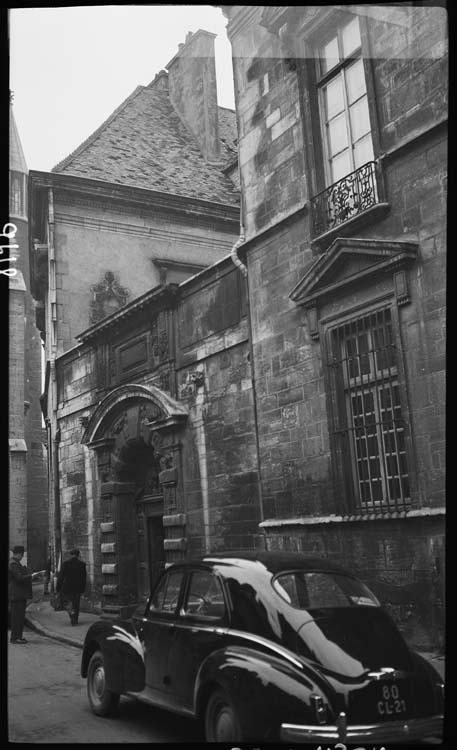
9,5,235,173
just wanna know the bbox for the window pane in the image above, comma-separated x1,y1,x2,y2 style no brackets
342,17,361,58
320,36,339,74
328,112,349,156
273,572,379,609
149,570,183,613
346,58,366,104
349,96,371,140
331,149,351,182
183,570,225,618
162,571,183,612
324,76,345,119
149,576,167,611
353,135,374,168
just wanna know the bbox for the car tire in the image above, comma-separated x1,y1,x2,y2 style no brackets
87,649,120,717
205,688,243,742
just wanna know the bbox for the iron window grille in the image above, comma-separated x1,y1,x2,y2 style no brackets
328,308,410,514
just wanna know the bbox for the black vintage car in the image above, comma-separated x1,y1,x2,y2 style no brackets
81,551,444,742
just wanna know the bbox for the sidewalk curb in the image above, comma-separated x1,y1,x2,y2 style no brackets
25,613,83,650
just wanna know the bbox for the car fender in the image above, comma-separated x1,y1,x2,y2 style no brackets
194,644,337,740
408,650,445,714
81,620,146,694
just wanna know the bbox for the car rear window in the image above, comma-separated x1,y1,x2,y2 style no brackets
273,571,380,609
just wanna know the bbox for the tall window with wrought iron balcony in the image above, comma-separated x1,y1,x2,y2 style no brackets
309,16,381,238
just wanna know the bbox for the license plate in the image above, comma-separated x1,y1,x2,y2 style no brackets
376,682,408,717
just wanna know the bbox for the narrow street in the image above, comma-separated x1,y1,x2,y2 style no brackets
8,627,201,743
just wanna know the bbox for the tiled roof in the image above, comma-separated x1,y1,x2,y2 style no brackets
217,106,238,161
52,83,239,206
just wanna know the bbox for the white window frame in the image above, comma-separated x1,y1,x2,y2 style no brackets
316,17,374,187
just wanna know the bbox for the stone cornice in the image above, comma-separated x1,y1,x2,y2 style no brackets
28,170,240,227
77,283,179,344
53,211,235,250
260,507,445,528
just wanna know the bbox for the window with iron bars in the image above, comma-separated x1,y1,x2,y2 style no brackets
327,308,410,513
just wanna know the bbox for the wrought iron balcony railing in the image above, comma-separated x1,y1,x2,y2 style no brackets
311,161,380,237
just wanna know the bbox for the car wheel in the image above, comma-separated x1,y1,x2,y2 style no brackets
87,650,120,717
205,689,243,742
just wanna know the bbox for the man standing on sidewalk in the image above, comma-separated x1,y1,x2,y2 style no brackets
8,545,33,644
56,549,86,626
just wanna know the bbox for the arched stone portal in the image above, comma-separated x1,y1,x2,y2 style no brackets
82,384,188,618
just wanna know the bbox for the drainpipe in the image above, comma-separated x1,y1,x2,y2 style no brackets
230,153,247,277
229,152,265,532
47,187,62,572
230,224,247,277
194,383,210,554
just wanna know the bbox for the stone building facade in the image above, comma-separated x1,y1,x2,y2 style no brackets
9,102,48,569
222,4,446,650
50,259,258,617
28,30,245,607
29,8,446,650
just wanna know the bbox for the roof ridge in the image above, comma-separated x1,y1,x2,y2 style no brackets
51,85,145,173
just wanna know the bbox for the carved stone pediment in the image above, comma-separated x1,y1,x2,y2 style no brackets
290,237,418,308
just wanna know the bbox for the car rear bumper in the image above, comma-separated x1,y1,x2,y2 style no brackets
280,713,444,743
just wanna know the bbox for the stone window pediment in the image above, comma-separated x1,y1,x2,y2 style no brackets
290,237,418,339
290,237,418,307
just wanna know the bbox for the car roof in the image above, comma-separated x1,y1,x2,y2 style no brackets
182,550,352,576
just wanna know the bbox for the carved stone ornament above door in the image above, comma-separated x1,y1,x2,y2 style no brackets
90,270,130,325
289,237,418,340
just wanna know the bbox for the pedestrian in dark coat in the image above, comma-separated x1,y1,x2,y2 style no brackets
56,549,87,625
8,545,33,643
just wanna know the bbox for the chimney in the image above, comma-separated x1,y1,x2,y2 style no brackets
147,69,169,90
166,30,221,164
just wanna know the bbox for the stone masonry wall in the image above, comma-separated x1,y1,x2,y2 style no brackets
227,4,446,648
53,197,237,355
232,8,307,240
55,345,98,606
176,260,261,555
10,210,48,570
266,515,445,651
9,274,27,551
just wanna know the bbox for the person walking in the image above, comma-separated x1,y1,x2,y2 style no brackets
56,549,86,626
8,545,33,644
